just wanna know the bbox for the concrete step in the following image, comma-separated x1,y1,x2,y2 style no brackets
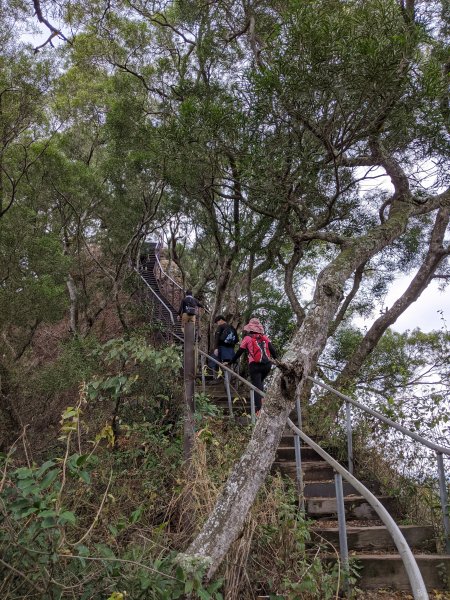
303,480,380,498
313,525,436,552
201,387,227,395
276,445,323,462
348,554,450,591
280,433,342,455
273,461,335,482
306,495,399,520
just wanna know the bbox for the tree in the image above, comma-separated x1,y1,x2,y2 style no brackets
13,0,449,577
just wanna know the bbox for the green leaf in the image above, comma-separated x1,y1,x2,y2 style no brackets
79,470,91,484
15,467,34,479
40,468,59,489
19,506,39,518
76,454,89,467
75,544,90,557
58,511,77,525
130,506,143,524
41,516,57,528
17,478,36,492
35,460,56,478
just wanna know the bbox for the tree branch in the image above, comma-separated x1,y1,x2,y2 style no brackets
333,206,450,392
32,0,68,52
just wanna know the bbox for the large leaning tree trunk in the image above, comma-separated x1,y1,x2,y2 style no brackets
181,184,450,579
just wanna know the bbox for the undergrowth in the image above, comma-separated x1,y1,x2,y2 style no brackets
0,335,355,599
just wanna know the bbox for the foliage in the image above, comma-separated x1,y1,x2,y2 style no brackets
0,359,227,599
1,0,449,593
86,335,182,440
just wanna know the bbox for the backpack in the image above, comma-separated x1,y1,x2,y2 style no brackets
184,295,197,315
248,334,271,363
219,324,238,346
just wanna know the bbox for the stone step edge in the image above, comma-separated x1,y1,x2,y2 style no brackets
311,524,433,532
307,495,394,502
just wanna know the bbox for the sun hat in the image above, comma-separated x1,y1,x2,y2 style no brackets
243,318,264,334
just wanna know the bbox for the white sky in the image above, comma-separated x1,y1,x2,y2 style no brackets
359,169,449,333
385,277,449,333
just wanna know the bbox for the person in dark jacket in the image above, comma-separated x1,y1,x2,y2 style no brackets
213,315,238,363
228,318,277,414
177,290,203,332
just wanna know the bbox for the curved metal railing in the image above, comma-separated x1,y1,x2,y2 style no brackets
288,420,429,600
196,348,429,600
306,375,450,553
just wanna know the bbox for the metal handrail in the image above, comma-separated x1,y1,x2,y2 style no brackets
288,420,428,600
197,348,267,397
307,376,450,456
195,348,428,599
306,374,450,553
135,268,176,326
154,251,184,292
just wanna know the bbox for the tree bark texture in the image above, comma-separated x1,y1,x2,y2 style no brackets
66,273,79,334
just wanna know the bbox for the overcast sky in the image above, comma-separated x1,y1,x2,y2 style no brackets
384,277,449,333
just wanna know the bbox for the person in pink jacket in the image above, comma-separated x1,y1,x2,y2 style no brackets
229,318,277,413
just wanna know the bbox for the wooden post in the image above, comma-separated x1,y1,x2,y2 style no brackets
183,320,196,463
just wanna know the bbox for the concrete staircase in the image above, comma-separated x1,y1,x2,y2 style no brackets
200,378,450,594
276,426,450,592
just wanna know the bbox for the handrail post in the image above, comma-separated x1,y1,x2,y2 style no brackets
437,452,450,553
250,389,256,424
294,434,305,513
345,400,353,475
200,354,206,394
335,473,350,595
183,321,196,462
294,394,304,512
296,394,302,430
225,370,234,419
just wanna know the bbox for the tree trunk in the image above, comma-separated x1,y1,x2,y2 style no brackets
183,321,196,463
66,273,79,334
209,255,233,347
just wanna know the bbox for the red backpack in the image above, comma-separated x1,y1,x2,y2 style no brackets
248,334,271,363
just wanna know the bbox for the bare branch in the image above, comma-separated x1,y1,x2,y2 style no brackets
32,0,68,52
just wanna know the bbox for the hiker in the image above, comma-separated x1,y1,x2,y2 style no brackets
213,315,239,364
177,290,203,332
228,318,277,414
